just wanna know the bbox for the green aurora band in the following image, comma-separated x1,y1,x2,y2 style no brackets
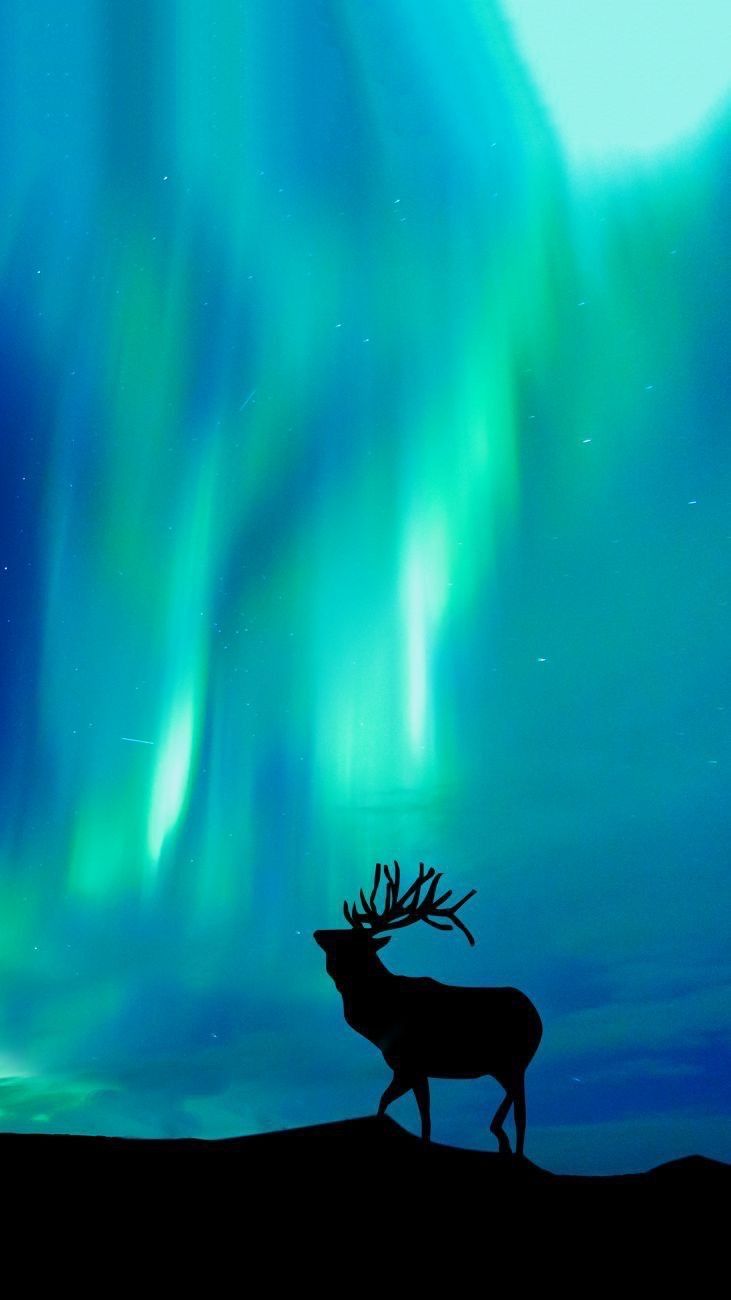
0,2,729,1171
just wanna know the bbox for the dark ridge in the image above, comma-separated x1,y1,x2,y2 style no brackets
1,1116,726,1275
1,1114,728,1188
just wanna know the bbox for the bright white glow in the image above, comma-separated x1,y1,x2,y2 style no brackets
401,512,449,753
147,688,195,865
501,0,731,166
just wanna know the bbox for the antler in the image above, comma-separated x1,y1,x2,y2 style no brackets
344,861,477,945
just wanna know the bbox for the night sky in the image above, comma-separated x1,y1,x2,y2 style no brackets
0,1,729,1174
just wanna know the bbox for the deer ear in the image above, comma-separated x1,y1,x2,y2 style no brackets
372,936,391,950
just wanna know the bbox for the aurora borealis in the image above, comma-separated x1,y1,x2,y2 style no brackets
0,1,730,1173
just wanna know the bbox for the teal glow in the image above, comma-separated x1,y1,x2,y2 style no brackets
502,0,731,167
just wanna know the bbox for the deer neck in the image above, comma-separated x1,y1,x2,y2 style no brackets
339,954,395,1039
334,952,390,994
363,952,391,979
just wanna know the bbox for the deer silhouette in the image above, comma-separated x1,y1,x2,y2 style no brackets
314,860,542,1155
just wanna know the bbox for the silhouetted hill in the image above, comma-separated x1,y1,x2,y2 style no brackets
1,1117,726,1277
1,1114,727,1194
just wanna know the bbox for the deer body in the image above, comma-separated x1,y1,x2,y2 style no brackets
340,964,541,1084
314,861,543,1155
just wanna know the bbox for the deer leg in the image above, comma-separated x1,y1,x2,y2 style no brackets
489,1088,513,1155
377,1071,411,1118
513,1075,527,1158
412,1076,431,1142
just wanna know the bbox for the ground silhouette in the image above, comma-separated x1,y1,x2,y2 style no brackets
1,1114,727,1192
0,1116,726,1279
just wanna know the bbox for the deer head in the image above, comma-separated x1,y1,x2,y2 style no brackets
314,861,477,986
